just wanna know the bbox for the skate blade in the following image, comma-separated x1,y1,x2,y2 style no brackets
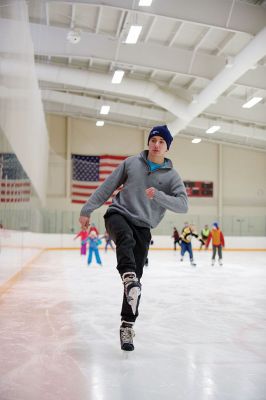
128,287,141,315
121,350,132,360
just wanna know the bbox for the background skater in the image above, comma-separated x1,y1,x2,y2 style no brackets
86,231,102,266
179,224,204,266
199,224,210,250
74,227,89,256
205,222,225,266
172,227,180,251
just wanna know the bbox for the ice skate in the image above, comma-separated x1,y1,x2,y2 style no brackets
190,260,196,267
211,259,215,266
219,259,223,266
122,272,141,315
180,257,183,262
120,321,135,351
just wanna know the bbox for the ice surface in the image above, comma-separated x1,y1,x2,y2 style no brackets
0,249,266,400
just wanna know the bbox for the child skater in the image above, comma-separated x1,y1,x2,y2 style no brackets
172,227,180,251
102,230,115,252
87,231,102,266
74,227,89,256
205,222,225,266
179,224,204,266
79,125,188,351
199,224,210,250
88,223,99,236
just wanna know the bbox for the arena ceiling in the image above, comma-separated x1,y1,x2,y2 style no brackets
19,1,266,150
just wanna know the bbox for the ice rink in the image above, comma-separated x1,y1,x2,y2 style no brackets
0,248,266,400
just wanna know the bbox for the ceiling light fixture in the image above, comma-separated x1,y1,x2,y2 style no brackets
191,94,198,104
242,96,263,109
125,25,142,44
225,56,234,68
206,125,221,134
100,105,110,115
249,64,257,70
112,70,125,84
192,138,202,144
139,0,153,5
96,121,104,127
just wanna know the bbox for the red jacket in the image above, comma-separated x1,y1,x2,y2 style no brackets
206,228,225,247
75,231,89,241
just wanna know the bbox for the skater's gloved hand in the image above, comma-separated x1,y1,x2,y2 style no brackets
200,239,205,245
146,187,156,199
79,215,90,229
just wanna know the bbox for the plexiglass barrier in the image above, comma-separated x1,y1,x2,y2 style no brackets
1,207,266,237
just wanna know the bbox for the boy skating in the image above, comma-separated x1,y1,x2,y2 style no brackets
79,125,188,351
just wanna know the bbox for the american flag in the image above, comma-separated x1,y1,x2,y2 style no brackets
71,154,127,204
0,153,31,203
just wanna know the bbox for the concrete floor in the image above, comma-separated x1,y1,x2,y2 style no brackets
0,248,265,400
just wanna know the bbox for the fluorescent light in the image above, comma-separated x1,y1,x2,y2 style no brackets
191,95,198,104
192,138,202,144
96,120,104,127
206,125,221,134
100,105,110,115
242,97,263,109
139,0,153,5
225,56,234,68
249,64,257,70
125,25,142,44
112,70,125,84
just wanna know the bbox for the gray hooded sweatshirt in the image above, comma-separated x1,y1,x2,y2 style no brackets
80,150,188,229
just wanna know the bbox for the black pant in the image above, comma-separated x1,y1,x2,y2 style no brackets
104,212,151,323
212,245,222,260
174,239,180,250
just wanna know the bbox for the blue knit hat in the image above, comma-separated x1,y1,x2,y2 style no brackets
213,222,219,229
148,125,173,150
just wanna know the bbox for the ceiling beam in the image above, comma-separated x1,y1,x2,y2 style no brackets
2,19,265,89
33,62,190,119
41,89,168,121
45,0,266,35
18,21,266,89
41,89,266,142
189,116,266,141
168,27,266,135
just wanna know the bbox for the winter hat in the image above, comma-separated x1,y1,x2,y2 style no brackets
213,222,219,229
147,125,173,150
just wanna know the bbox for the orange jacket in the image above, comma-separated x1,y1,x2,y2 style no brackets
206,228,225,247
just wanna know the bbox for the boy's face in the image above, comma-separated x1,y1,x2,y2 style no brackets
148,135,168,157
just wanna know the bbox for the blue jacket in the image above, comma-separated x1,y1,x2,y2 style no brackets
87,237,101,249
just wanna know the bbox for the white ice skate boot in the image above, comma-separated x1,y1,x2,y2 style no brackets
211,259,215,266
122,272,141,315
219,259,223,266
190,260,196,267
180,257,183,262
120,321,135,351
